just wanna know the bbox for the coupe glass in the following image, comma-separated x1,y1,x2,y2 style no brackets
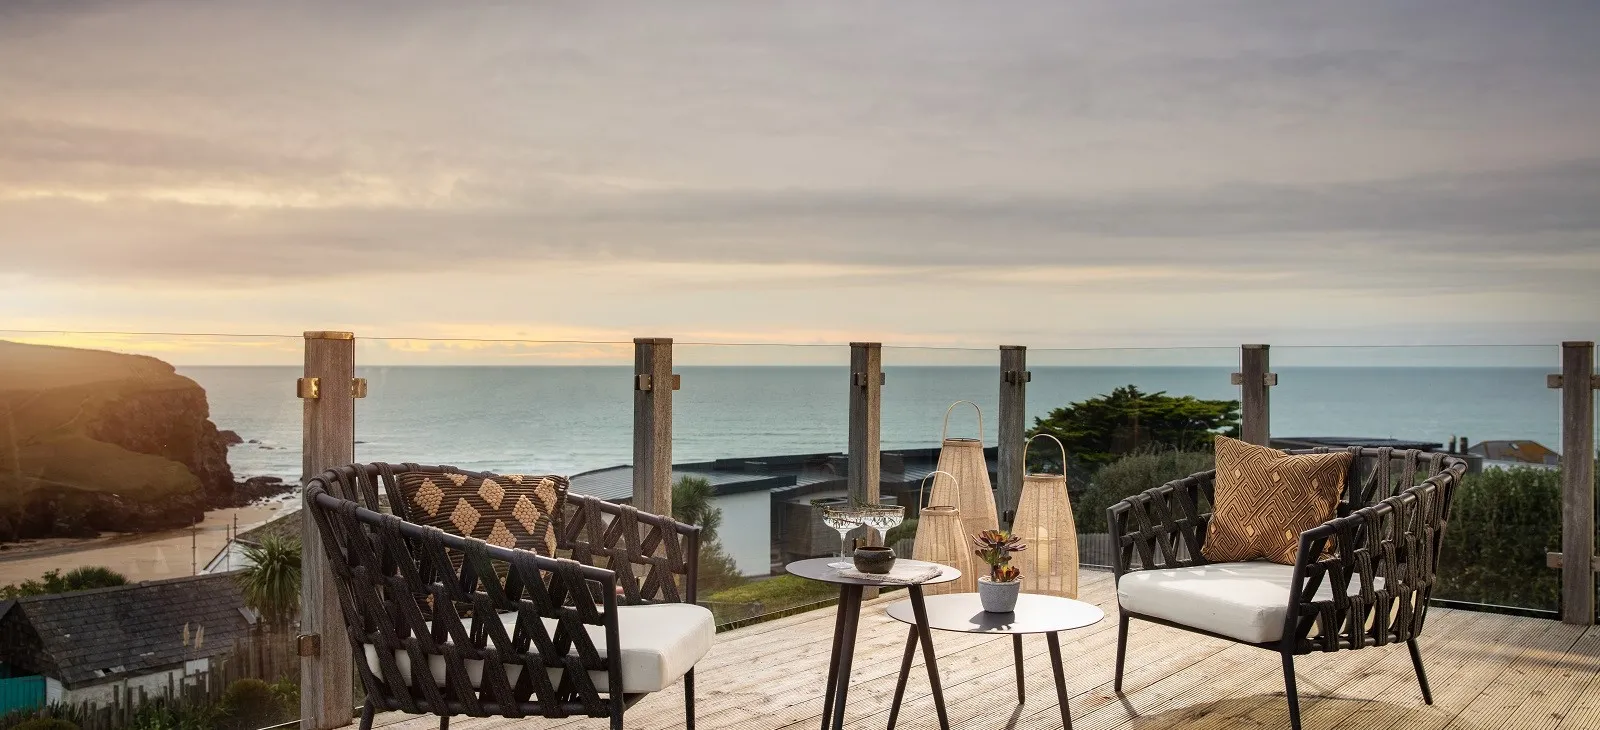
822,507,863,569
860,504,905,545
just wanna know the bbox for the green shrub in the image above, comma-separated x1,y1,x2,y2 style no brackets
10,719,79,730
1,566,128,599
884,517,917,547
0,703,86,730
218,678,288,729
1075,449,1214,533
1435,467,1564,610
126,698,223,730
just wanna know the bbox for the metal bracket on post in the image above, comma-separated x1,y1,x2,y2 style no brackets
635,374,682,392
1546,374,1600,390
296,634,322,658
852,372,886,387
350,378,368,399
1003,370,1032,384
1546,553,1600,571
1230,372,1279,387
296,377,320,400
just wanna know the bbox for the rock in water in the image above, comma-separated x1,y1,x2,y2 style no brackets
0,340,237,542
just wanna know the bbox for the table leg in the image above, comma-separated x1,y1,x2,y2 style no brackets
1013,634,1026,704
886,626,919,730
1046,632,1071,730
908,585,950,730
828,585,864,730
819,586,851,730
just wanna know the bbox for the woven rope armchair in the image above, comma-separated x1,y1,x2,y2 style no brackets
1108,448,1468,730
305,463,707,730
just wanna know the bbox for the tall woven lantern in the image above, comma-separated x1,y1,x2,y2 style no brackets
928,401,999,542
1011,434,1079,598
911,470,976,594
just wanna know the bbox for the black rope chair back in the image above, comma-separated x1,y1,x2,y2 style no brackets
306,463,701,730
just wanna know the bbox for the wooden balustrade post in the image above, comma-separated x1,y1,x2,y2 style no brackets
633,338,676,517
997,346,1030,527
299,331,357,729
1234,344,1275,446
848,343,884,510
1550,341,1597,625
849,343,883,597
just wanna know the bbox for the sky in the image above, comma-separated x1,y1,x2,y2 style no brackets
1,1,1597,364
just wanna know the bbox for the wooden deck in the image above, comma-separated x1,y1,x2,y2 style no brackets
375,570,1600,730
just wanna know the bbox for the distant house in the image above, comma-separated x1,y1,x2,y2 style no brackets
0,573,258,708
203,509,301,575
1468,440,1560,467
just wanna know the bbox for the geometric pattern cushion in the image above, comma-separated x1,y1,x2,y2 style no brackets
393,471,569,558
1200,437,1351,565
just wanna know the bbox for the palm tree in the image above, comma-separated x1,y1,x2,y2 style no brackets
237,536,302,629
672,476,743,592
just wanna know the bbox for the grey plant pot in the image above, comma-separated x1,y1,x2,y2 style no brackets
978,576,1022,612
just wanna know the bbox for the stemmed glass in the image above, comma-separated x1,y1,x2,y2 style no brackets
822,507,863,569
860,504,906,549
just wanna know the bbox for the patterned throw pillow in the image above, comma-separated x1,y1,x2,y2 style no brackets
393,470,569,559
1200,436,1351,565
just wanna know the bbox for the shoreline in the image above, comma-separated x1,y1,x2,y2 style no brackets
0,497,292,585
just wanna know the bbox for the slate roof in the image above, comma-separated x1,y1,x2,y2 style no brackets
0,572,256,687
237,509,302,544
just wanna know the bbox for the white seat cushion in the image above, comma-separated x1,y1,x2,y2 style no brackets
1117,561,1380,644
363,602,714,693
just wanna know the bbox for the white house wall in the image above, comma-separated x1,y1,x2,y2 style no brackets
58,659,209,707
712,491,770,576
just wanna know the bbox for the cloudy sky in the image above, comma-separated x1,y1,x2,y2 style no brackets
1,1,1596,363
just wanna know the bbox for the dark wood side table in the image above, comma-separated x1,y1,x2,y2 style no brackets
785,558,960,730
884,592,1104,730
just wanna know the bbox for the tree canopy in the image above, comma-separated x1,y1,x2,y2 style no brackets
1027,385,1240,468
0,565,128,599
672,476,744,593
237,535,302,627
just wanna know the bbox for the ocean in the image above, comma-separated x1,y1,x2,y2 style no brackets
185,365,1562,482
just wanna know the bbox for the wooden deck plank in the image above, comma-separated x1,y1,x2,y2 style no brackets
371,572,1600,730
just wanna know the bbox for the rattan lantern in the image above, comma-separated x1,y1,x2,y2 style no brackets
911,470,976,594
929,401,999,542
1011,434,1079,598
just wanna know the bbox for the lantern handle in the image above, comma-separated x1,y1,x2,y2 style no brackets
1024,433,1069,481
942,400,985,443
918,470,960,510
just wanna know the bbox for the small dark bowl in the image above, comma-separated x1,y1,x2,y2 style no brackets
853,546,897,574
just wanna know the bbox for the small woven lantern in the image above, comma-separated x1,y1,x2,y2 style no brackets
1011,434,1079,598
911,470,976,594
929,401,999,542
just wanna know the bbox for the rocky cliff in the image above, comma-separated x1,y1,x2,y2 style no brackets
0,340,239,541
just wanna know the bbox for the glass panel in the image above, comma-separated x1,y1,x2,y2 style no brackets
673,343,852,629
1027,348,1238,570
354,337,633,476
0,330,304,726
1275,345,1561,613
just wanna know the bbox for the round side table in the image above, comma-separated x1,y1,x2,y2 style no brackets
785,558,960,730
884,593,1104,730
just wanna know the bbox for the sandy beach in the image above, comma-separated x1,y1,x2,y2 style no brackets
0,501,290,586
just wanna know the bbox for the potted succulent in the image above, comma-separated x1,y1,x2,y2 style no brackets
973,529,1027,612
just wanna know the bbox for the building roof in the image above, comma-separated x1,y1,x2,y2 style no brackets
1271,436,1445,451
569,446,997,507
237,509,302,545
0,572,256,687
1467,440,1559,465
